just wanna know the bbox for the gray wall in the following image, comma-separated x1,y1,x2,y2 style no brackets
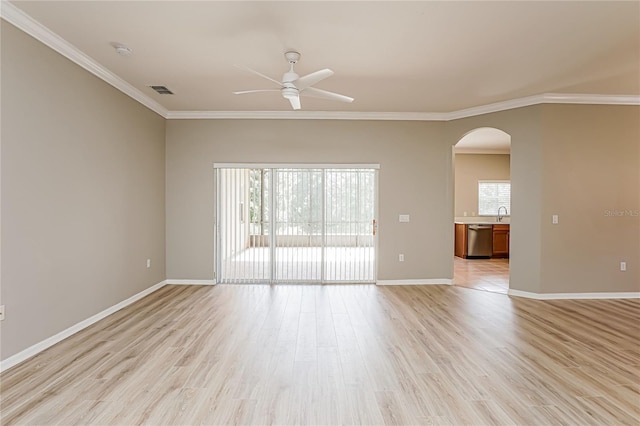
1,22,167,360
167,104,638,295
166,119,453,282
539,104,639,293
447,106,544,293
447,104,639,294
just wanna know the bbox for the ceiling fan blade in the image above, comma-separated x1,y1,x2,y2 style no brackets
234,64,283,87
295,69,334,90
233,89,281,95
288,95,301,110
300,86,354,103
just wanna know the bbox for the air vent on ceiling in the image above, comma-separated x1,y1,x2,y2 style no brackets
149,85,174,95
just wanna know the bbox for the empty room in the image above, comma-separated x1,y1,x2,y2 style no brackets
1,1,639,425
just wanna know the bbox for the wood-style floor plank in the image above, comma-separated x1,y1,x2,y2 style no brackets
1,284,639,425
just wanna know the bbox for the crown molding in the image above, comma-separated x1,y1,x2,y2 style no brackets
167,93,639,120
3,1,639,122
541,93,640,106
445,94,545,120
1,0,168,118
165,110,449,120
445,93,640,121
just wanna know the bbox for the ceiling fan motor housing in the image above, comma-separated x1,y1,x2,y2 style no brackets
282,71,299,83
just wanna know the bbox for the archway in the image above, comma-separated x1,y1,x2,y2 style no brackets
452,127,511,294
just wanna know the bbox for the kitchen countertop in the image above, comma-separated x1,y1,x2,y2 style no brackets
454,217,510,225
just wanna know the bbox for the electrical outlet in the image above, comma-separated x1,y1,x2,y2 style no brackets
0,305,5,321
146,259,151,268
399,254,405,262
552,214,559,224
620,261,626,272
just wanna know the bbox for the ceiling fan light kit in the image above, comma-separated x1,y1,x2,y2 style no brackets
281,87,298,99
234,51,354,110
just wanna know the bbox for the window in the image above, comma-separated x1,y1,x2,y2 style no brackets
478,181,510,216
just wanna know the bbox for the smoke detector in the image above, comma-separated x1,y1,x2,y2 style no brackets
111,42,132,57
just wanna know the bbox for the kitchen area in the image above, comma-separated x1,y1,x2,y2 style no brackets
453,128,511,294
454,214,509,259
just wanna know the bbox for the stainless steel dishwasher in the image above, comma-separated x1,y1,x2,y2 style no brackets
467,224,493,258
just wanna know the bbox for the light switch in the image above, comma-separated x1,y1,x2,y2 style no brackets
399,214,410,223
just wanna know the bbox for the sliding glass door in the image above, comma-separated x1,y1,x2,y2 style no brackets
273,168,323,282
324,169,376,282
215,165,377,284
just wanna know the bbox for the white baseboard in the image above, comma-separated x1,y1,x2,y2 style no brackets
166,279,217,285
377,279,453,286
0,280,167,373
508,289,640,300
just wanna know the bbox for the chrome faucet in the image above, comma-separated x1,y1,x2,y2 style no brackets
497,206,508,222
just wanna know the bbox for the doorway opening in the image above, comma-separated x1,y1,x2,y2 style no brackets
453,128,511,294
215,165,378,284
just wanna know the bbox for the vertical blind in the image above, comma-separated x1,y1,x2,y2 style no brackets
216,166,377,284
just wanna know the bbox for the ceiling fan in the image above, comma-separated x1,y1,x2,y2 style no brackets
233,51,354,110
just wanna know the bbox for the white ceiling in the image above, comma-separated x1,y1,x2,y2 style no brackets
6,0,640,116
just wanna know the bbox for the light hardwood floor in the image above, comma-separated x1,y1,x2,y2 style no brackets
453,258,509,294
1,284,639,425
